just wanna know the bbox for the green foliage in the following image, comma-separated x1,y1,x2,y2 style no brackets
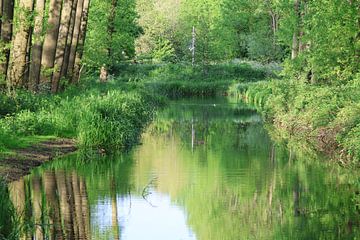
77,90,157,151
84,0,141,70
240,78,360,162
0,78,161,153
140,63,270,97
151,38,176,63
136,0,286,63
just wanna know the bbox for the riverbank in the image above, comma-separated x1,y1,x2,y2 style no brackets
0,138,76,183
235,78,360,165
0,77,163,185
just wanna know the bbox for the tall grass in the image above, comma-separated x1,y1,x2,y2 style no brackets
0,78,163,153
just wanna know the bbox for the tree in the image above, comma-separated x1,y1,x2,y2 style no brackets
83,0,141,71
39,0,63,92
71,0,90,83
28,0,46,91
0,0,14,84
66,0,84,80
7,0,34,88
52,0,76,92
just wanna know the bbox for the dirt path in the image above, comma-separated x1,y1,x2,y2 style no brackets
0,138,77,183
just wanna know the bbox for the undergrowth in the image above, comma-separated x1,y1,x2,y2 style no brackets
0,79,164,153
237,75,360,163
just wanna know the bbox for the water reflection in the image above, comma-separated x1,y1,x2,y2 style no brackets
9,97,360,239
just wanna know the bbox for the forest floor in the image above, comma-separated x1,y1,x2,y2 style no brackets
0,138,77,183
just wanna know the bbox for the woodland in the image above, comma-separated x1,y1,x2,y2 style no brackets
0,0,359,238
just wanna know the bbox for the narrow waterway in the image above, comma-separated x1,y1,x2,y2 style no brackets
9,98,360,239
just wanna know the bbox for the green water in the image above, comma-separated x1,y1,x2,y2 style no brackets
9,98,360,239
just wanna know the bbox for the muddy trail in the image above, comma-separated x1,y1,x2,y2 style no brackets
0,139,76,183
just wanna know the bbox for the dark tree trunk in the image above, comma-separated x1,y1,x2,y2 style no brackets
0,0,14,83
28,0,46,91
66,0,84,79
71,0,90,83
60,0,78,80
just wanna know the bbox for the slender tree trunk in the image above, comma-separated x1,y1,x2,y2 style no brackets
28,0,45,91
0,0,3,34
298,1,306,53
51,0,75,92
71,0,89,83
66,0,84,79
107,0,118,63
291,0,300,59
0,0,14,82
39,0,62,92
60,0,78,80
7,0,34,88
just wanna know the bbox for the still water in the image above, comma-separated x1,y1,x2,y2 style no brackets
10,98,360,239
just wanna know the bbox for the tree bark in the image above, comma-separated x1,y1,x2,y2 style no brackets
65,0,84,79
39,0,62,92
51,0,76,92
291,0,300,59
28,0,45,91
7,0,34,88
71,0,90,83
0,0,14,82
60,0,78,80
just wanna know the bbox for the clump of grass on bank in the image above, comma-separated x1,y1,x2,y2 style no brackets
238,76,360,163
0,79,163,154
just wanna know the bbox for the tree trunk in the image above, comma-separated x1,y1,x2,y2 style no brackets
107,0,118,63
71,0,90,83
0,0,14,83
60,0,78,80
291,0,300,59
39,0,62,92
298,1,306,53
0,0,3,34
7,0,34,88
66,0,84,79
28,0,45,91
51,0,75,92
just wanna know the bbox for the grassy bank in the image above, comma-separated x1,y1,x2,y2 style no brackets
0,79,163,155
236,76,360,164
119,62,277,97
